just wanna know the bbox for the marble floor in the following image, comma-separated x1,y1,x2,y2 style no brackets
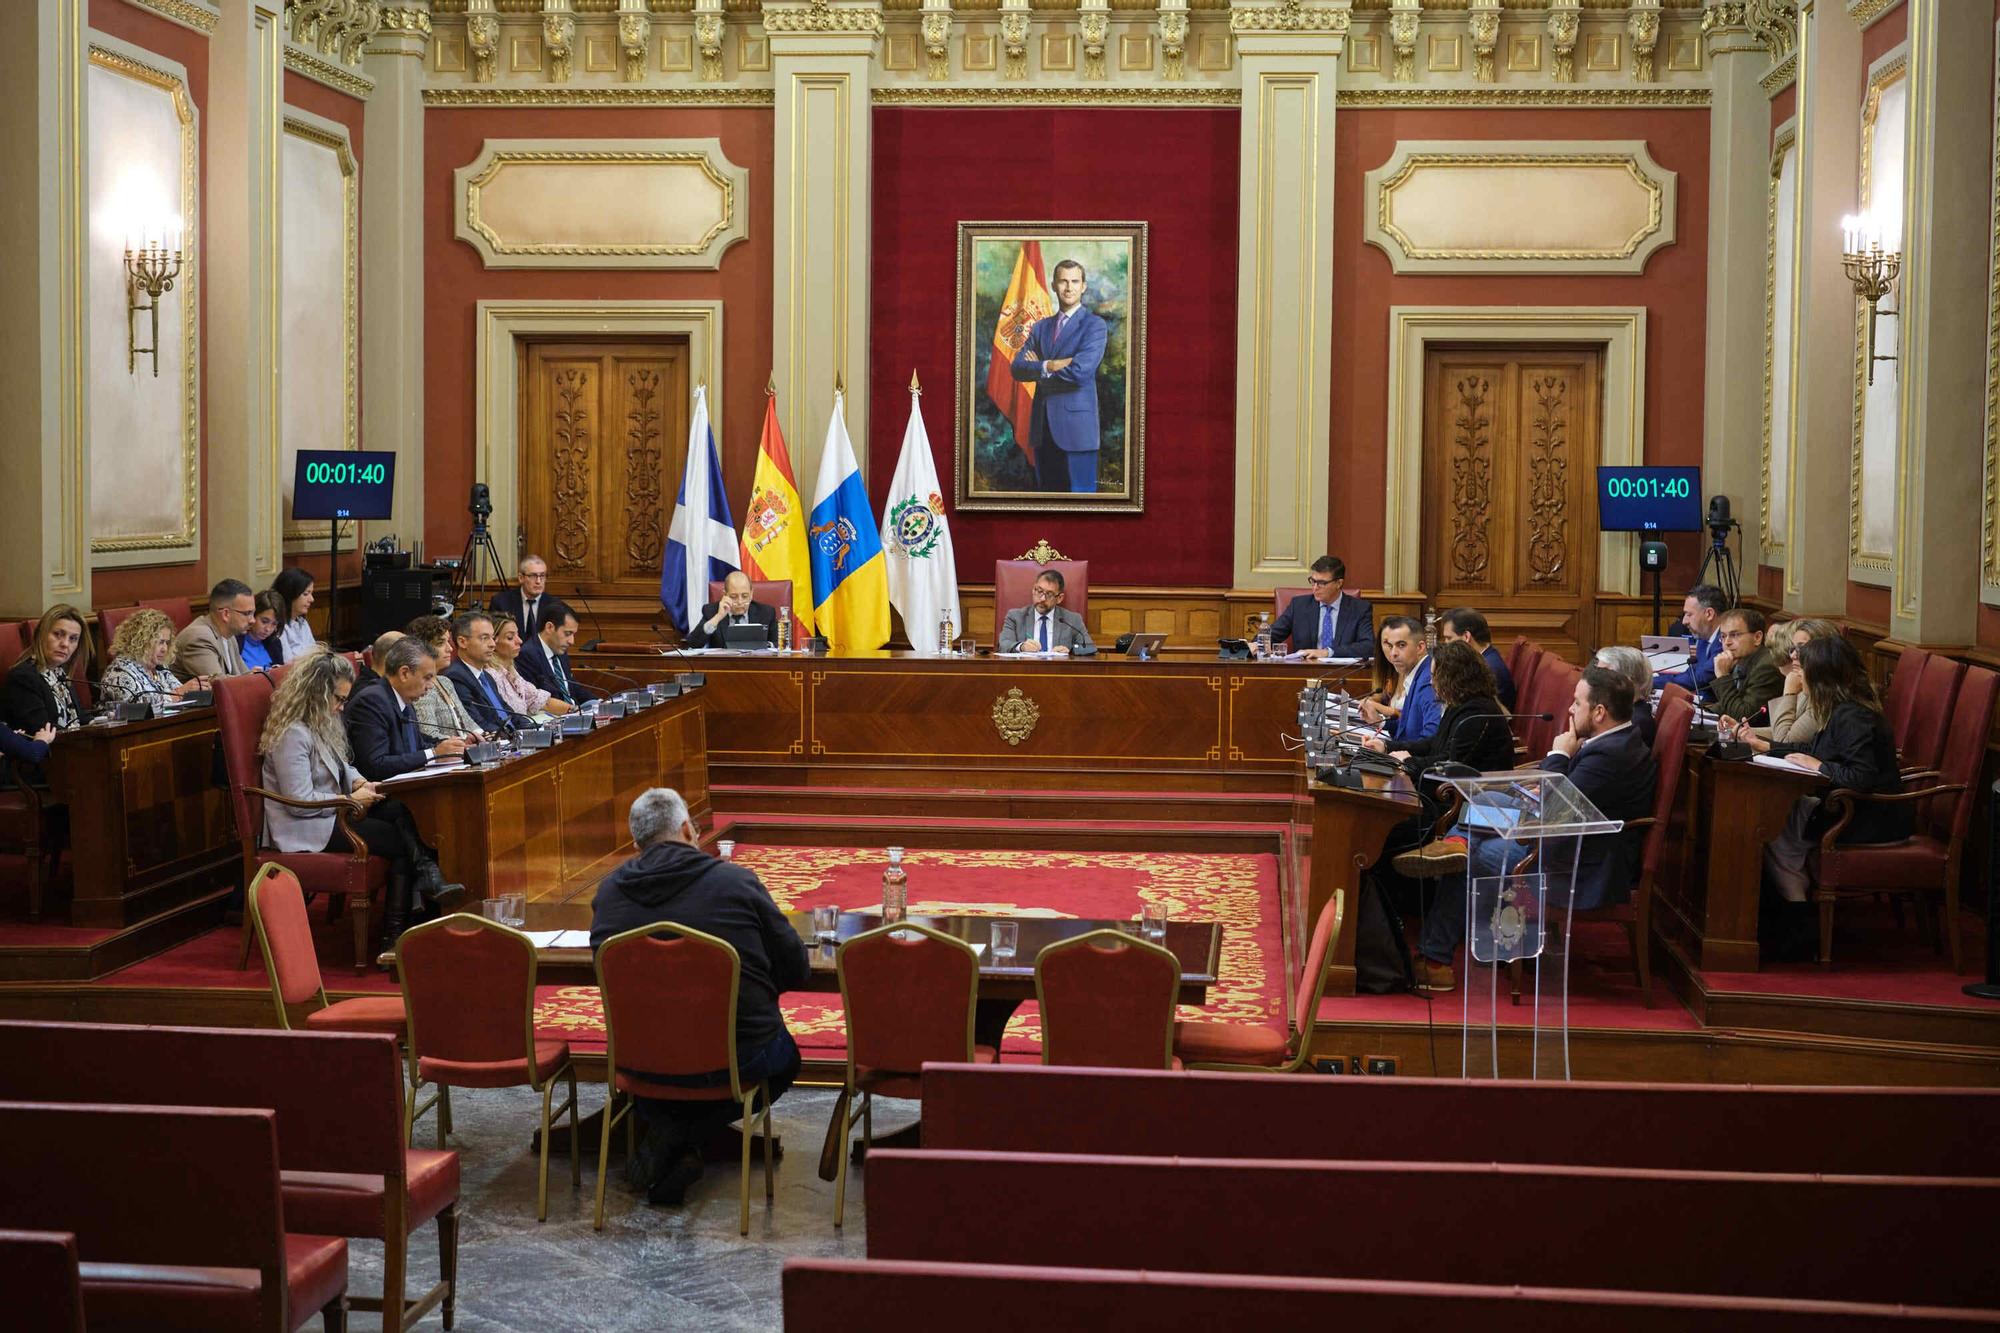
347,1084,906,1331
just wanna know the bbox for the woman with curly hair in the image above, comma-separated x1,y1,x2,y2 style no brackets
403,614,484,740
102,609,207,706
259,648,462,941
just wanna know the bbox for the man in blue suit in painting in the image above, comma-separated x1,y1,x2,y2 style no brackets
1008,258,1109,493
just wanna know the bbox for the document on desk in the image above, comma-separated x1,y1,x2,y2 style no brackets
1646,650,1693,672
1751,753,1813,773
524,929,592,949
995,650,1068,660
1278,652,1369,665
375,760,461,787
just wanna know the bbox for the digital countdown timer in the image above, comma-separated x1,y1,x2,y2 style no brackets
1595,466,1702,532
292,449,397,522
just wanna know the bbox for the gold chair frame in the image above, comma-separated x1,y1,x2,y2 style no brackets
1033,927,1181,1070
1183,891,1343,1074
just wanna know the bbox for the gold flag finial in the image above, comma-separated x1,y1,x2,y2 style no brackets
765,374,776,397
909,369,922,395
834,370,845,395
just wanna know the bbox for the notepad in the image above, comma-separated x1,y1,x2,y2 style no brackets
523,929,592,949
1751,753,1813,772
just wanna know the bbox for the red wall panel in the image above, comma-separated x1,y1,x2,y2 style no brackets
1330,107,1711,591
422,107,775,558
868,107,1239,587
1861,2,1908,71
89,0,210,606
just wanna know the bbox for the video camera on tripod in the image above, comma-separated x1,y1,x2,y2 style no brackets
450,482,508,610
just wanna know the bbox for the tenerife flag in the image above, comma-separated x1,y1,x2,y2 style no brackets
808,388,890,651
881,374,960,654
662,384,740,634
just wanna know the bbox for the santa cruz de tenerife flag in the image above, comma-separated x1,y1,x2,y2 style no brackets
662,384,740,634
808,387,889,651
739,388,815,635
881,374,960,653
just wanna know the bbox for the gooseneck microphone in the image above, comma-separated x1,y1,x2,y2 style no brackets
573,585,606,653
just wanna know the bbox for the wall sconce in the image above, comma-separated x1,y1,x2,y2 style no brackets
1840,212,1900,387
124,220,184,377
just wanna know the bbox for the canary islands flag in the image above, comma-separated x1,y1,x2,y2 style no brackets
808,388,889,651
662,384,740,634
740,390,815,635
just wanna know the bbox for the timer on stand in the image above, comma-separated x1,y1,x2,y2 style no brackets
291,450,398,649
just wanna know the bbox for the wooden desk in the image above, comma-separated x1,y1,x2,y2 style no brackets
1660,752,1827,973
390,693,709,907
1304,768,1426,997
451,912,1221,1005
45,710,235,927
578,649,1373,793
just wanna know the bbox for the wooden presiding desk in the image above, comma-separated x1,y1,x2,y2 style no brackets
387,692,709,909
1303,766,1426,997
578,647,1373,793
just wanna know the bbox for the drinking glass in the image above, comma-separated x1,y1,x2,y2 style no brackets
479,899,507,922
502,893,528,929
990,920,1018,964
1142,901,1169,944
717,840,737,861
812,904,839,943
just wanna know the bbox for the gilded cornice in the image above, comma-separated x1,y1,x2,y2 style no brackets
1337,85,1708,106
1844,0,1899,29
123,0,221,34
762,0,885,32
423,85,777,103
873,84,1239,102
378,5,435,35
1758,48,1795,94
285,43,377,97
1229,0,1351,34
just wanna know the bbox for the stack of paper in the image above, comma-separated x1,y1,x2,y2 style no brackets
523,929,593,949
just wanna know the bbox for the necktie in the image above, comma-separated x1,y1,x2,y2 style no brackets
1038,613,1051,652
478,670,507,722
554,656,571,702
1319,604,1334,652
525,597,538,632
399,703,420,751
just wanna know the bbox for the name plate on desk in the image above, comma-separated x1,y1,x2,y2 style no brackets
558,713,594,736
595,699,628,719
617,689,656,711
514,726,555,750
675,672,706,689
647,681,683,699
464,740,506,765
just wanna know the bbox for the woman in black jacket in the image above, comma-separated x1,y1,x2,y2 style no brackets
2,604,90,736
1738,637,1907,952
1379,640,1517,777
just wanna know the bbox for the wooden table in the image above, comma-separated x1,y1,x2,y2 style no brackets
389,693,709,907
1304,767,1426,997
45,709,236,928
1660,752,1827,973
577,649,1374,794
514,911,1222,1004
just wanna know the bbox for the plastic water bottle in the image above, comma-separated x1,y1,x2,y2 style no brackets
1254,612,1273,660
881,847,908,924
1423,607,1439,649
939,610,954,656
776,610,791,653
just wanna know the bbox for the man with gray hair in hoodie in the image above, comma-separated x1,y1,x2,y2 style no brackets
590,787,810,1206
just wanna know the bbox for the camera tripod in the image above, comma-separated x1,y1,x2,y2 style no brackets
1697,519,1741,608
452,515,509,609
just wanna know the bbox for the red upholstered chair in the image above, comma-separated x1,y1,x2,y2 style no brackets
1658,681,1693,713
1567,691,1694,1006
1521,661,1580,758
832,923,993,1227
1510,645,1546,731
398,913,579,1220
1896,652,1964,774
1504,635,1534,687
95,603,141,657
993,556,1089,623
138,595,197,633
704,572,796,644
0,620,28,667
0,755,63,922
1173,891,1344,1072
249,864,407,1036
592,922,777,1234
267,661,293,688
1813,665,2000,973
214,671,386,972
0,1230,84,1333
1882,647,1930,752
1034,929,1181,1070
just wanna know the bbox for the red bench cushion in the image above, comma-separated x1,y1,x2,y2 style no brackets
283,1234,348,1331
281,1149,460,1237
78,1262,263,1333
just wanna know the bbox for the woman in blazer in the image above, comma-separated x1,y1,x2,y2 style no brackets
488,613,573,718
1757,617,1839,746
2,604,89,735
258,649,458,940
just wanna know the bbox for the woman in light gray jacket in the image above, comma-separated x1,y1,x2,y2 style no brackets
258,649,458,940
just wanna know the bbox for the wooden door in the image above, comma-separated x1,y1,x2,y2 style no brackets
519,339,690,605
1420,346,1601,662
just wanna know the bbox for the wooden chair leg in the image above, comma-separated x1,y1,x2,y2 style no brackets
238,914,257,970
832,1084,854,1228
437,1204,459,1331
738,1088,755,1236
351,891,370,974
594,1089,619,1231
382,1188,407,1333
568,1065,582,1187
1946,869,1964,975
537,1080,555,1222
323,1296,347,1333
1817,898,1836,968
25,841,42,921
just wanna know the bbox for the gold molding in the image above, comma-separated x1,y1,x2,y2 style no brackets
280,114,360,547
454,140,749,267
1229,0,1353,36
87,44,202,560
1848,48,1905,577
124,0,220,34
1760,120,1796,565
422,85,776,104
762,0,887,34
1985,23,2000,593
872,83,1238,103
1844,0,1900,28
282,43,375,99
1335,85,1708,106
1758,48,1795,94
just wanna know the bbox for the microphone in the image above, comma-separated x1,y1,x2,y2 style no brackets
573,586,606,653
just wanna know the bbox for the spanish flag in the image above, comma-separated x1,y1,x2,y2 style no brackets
739,388,815,635
985,240,1052,464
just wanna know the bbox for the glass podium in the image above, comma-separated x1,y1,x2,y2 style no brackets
1437,769,1623,1081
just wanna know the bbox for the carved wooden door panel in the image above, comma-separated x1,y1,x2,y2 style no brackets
519,340,689,605
1420,346,1600,661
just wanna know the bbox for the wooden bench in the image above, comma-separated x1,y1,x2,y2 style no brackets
919,1063,2000,1175
864,1148,2000,1311
784,1259,2000,1332
0,1020,455,1331
0,1101,347,1331
0,1228,85,1333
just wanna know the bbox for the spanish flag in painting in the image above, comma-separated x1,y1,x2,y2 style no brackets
984,240,1052,464
739,390,815,635
807,388,890,651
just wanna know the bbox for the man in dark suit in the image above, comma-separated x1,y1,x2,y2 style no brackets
488,554,570,645
346,637,467,780
686,571,779,650
1269,555,1374,659
1394,665,1657,993
1007,258,1110,493
439,610,531,731
1653,583,1728,694
1438,606,1515,711
518,608,591,706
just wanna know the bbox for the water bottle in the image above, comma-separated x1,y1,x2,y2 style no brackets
776,609,791,653
939,610,954,656
1423,606,1439,650
881,846,908,924
1254,612,1272,660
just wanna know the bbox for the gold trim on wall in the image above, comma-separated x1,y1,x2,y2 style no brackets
283,43,376,98
1844,0,1902,29
1847,48,1905,579
280,114,360,548
1760,120,1796,567
872,84,1238,103
422,86,777,105
1335,85,1708,107
126,0,220,34
1983,22,2000,597
87,44,202,561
